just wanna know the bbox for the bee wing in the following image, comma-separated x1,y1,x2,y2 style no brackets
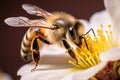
4,16,51,28
22,4,52,18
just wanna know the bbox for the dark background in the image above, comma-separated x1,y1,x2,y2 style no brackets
0,0,104,80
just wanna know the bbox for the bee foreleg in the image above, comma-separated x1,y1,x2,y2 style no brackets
31,37,40,72
81,28,95,50
79,36,89,50
62,38,78,64
84,28,95,36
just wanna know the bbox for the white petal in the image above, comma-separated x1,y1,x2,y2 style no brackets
61,61,107,80
17,45,74,80
104,0,120,20
39,45,70,65
100,47,120,61
104,0,120,44
81,10,112,37
89,10,112,30
18,64,73,80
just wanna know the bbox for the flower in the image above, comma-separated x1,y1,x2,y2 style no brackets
17,0,120,80
68,24,113,69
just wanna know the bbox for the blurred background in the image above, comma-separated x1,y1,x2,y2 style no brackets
0,0,104,80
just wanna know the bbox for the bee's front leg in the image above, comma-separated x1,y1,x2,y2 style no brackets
31,37,40,72
84,28,95,36
81,28,96,50
62,38,78,65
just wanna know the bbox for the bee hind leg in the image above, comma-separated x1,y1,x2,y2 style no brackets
62,38,78,65
31,37,40,72
31,36,51,72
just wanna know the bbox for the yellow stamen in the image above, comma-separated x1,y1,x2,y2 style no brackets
68,25,114,69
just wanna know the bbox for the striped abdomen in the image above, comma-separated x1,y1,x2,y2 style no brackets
20,28,36,62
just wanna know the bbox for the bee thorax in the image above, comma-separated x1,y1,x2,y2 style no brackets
46,30,64,46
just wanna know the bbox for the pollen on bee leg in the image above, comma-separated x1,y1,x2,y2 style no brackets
68,24,114,70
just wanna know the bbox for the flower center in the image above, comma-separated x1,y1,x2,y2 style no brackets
68,24,113,69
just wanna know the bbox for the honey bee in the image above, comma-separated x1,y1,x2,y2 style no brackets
4,4,95,71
